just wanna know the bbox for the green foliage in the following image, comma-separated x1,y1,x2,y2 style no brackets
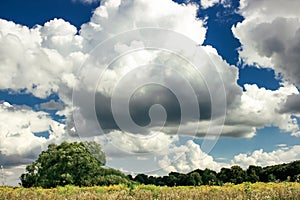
133,160,300,186
94,175,130,186
201,168,217,185
267,174,276,182
229,166,247,184
134,174,149,184
188,172,202,186
246,165,261,183
20,143,300,188
20,141,129,188
218,167,231,184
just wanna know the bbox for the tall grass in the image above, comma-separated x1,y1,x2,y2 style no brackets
1,182,300,200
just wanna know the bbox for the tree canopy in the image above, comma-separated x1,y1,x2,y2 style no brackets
20,141,129,188
131,160,300,186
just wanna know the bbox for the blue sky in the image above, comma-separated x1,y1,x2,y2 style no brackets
0,0,300,185
0,0,98,28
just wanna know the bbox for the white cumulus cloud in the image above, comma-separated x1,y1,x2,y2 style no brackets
233,0,300,87
232,145,300,169
200,0,219,9
159,140,228,173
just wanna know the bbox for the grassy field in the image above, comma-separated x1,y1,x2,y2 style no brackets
1,182,300,200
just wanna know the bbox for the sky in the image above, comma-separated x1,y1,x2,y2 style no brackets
0,0,300,185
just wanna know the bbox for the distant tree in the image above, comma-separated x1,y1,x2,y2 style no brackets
293,174,300,182
188,172,202,186
267,174,276,182
263,164,285,182
127,174,134,181
229,166,247,184
167,172,182,186
162,176,169,186
166,174,177,186
148,175,157,185
218,167,231,184
134,174,149,184
246,165,261,183
155,176,165,186
217,166,246,184
20,141,129,188
286,161,300,182
177,174,189,186
201,169,217,185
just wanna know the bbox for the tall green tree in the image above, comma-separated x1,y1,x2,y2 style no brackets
20,141,128,188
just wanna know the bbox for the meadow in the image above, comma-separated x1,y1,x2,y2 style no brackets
1,182,300,200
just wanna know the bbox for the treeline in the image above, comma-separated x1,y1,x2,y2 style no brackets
129,161,300,186
21,141,300,188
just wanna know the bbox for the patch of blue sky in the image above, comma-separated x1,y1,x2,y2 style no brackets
0,89,65,123
193,126,300,161
33,130,50,139
0,0,98,29
199,3,244,66
238,66,282,91
196,1,282,91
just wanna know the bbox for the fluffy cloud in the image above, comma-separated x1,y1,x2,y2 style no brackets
0,101,80,185
279,94,300,115
226,83,300,137
159,140,228,173
80,0,207,48
3,0,296,150
233,0,300,87
38,100,64,110
0,0,213,185
233,0,300,120
73,46,241,139
100,130,179,155
2,165,27,187
232,145,300,169
163,82,300,138
200,0,220,9
0,102,66,167
0,18,85,99
40,18,83,56
160,140,300,173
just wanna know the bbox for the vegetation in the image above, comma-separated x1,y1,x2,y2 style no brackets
20,141,130,188
13,141,300,199
19,141,300,190
131,160,300,186
1,182,300,200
